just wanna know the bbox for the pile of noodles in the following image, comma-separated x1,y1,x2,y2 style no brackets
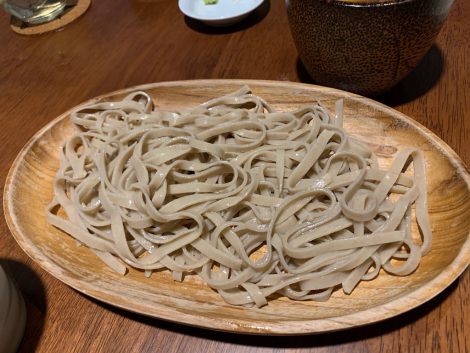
46,87,431,307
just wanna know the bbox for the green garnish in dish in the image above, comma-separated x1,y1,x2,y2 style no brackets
204,0,218,4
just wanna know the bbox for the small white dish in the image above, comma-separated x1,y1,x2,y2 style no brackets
178,0,264,27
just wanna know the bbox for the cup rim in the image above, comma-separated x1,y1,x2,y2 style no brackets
319,0,416,7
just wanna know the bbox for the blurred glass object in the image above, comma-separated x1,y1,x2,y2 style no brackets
2,0,67,24
0,264,26,353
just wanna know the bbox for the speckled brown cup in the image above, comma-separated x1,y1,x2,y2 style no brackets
286,0,454,96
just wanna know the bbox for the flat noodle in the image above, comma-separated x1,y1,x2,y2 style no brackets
46,87,432,307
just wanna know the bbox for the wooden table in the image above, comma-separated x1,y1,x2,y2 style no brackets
0,1,468,352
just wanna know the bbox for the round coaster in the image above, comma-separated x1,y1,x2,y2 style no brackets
10,0,91,35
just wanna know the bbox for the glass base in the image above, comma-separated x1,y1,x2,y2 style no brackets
3,1,67,25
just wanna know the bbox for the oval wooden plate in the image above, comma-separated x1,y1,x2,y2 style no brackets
4,80,470,334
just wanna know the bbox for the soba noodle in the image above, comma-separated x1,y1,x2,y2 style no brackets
46,87,432,307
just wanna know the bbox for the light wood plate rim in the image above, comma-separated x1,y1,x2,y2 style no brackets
4,79,470,334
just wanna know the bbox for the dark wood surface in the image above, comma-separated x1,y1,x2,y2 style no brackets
0,0,468,352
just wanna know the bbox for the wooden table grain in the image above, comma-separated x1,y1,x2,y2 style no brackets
0,1,468,352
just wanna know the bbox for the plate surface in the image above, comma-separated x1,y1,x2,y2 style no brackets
178,0,264,26
4,80,470,334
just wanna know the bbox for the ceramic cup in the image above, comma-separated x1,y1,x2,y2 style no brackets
286,0,454,96
0,265,26,353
